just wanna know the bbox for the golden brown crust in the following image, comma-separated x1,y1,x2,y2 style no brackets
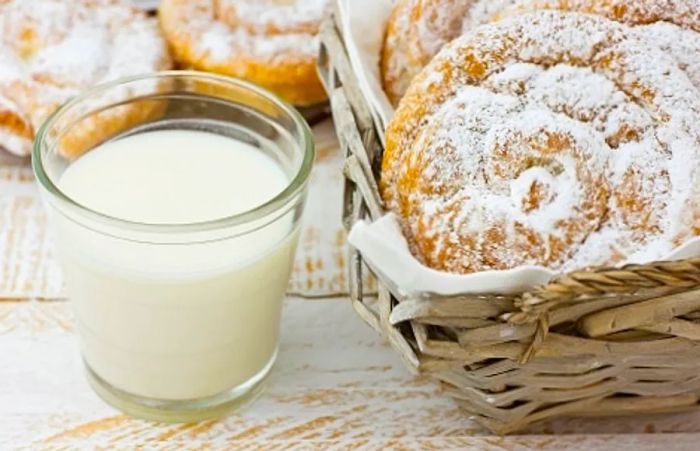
380,0,474,106
0,95,33,156
497,0,700,31
216,0,321,35
0,0,172,157
159,0,328,107
381,0,700,106
56,96,169,160
382,11,700,273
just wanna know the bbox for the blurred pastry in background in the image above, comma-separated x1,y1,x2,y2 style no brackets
381,0,700,106
494,0,700,88
159,0,329,107
0,0,172,157
380,0,475,107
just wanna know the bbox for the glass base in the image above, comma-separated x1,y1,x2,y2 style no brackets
84,350,277,423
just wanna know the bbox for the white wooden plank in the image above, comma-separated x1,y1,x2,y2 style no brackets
1,298,700,449
0,298,463,447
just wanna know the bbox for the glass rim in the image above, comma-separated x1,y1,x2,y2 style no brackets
31,70,315,234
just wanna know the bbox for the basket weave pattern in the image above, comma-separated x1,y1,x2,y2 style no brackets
317,5,700,434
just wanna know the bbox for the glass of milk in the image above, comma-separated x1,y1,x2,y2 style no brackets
32,72,315,422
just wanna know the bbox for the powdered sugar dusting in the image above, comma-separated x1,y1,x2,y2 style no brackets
164,0,324,66
412,0,472,58
633,22,700,88
462,0,518,29
383,11,700,273
0,0,170,156
499,0,700,32
382,0,700,105
218,0,327,34
199,24,320,64
381,0,473,105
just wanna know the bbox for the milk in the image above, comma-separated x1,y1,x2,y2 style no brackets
53,130,299,400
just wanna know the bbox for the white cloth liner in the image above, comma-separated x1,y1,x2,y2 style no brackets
349,215,700,296
338,0,700,297
337,0,394,143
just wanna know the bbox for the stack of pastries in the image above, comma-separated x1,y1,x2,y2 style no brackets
0,0,172,157
0,0,329,157
380,0,700,274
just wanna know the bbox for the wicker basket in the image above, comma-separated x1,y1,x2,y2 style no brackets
317,3,700,435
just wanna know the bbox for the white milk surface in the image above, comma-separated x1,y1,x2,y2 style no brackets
60,131,289,224
54,130,299,400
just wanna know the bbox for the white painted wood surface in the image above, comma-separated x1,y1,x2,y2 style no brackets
1,120,699,449
3,299,700,449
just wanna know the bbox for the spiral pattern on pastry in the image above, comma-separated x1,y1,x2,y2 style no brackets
382,11,700,273
159,0,328,106
380,0,700,106
494,0,700,88
0,0,171,157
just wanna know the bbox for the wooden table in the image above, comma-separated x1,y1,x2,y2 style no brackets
2,121,700,450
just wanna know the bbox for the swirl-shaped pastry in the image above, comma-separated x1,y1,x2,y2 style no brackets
159,0,328,106
495,0,700,88
380,0,475,106
382,11,700,273
380,0,700,105
0,0,172,157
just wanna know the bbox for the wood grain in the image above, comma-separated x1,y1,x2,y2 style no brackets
2,299,700,449
288,121,351,296
0,167,63,298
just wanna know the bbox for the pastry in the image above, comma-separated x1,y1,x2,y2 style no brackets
382,11,700,273
497,0,700,29
159,0,328,106
380,0,474,107
380,0,700,105
494,0,700,87
381,0,525,106
0,0,172,157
